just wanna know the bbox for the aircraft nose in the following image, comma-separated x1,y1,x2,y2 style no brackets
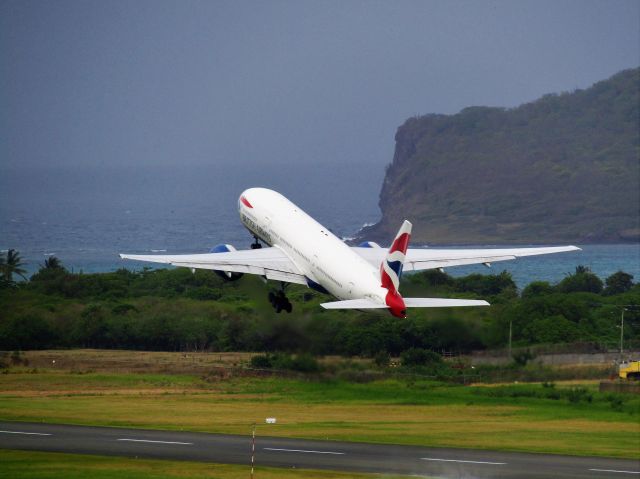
238,191,254,209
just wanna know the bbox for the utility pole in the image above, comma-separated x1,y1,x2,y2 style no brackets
619,308,625,362
508,319,513,359
609,304,638,362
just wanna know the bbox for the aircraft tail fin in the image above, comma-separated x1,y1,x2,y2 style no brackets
381,220,412,293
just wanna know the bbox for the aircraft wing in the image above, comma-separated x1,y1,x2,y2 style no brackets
352,245,581,271
120,247,308,285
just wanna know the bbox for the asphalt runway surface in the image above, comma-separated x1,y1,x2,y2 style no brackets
1,421,638,478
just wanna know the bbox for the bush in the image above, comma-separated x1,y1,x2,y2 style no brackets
289,354,320,373
566,387,592,404
604,271,634,295
512,349,535,366
454,271,516,296
250,353,320,373
374,351,390,368
250,354,273,369
607,395,624,411
521,281,554,298
400,348,442,367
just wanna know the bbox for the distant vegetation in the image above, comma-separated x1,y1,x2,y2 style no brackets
362,67,640,243
1,252,638,355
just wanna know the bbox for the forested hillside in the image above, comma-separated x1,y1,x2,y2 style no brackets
361,68,639,244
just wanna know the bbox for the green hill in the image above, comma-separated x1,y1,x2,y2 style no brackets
361,68,639,244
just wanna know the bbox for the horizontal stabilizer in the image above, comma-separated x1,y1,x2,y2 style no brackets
321,297,490,310
403,298,490,307
321,299,387,310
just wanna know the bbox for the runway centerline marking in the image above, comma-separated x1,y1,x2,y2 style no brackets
264,447,345,455
0,430,52,436
421,457,506,465
117,438,193,445
589,469,640,475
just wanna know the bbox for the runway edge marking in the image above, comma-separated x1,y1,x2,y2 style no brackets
421,457,506,465
0,430,52,436
117,438,193,445
264,447,345,455
588,469,640,475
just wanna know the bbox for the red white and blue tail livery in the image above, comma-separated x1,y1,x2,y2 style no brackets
381,220,411,318
120,187,580,317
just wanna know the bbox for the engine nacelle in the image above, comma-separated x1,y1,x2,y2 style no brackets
210,244,244,281
358,241,381,248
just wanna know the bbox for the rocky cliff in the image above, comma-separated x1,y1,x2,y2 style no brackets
360,68,640,244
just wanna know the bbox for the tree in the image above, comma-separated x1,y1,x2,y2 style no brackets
43,256,64,270
521,281,554,298
0,255,6,288
454,271,516,296
604,271,634,295
1,249,27,285
557,266,603,294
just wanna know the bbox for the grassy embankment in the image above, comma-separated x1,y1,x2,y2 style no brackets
0,351,638,460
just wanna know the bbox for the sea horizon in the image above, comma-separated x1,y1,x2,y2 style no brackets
2,164,638,288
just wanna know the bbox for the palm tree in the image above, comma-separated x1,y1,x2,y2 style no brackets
2,249,27,283
0,254,5,286
574,265,591,274
43,256,62,270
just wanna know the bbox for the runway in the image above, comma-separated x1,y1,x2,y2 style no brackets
1,421,638,478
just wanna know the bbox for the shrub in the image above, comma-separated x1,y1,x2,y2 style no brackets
512,349,535,366
400,348,442,367
521,281,554,298
289,354,320,373
566,387,592,404
604,271,634,295
374,351,391,368
250,354,273,369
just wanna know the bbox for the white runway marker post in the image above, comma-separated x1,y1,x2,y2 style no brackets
250,423,256,479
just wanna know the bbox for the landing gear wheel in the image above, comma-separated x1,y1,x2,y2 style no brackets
250,236,262,249
269,286,292,313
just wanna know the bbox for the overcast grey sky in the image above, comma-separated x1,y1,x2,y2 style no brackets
1,0,638,170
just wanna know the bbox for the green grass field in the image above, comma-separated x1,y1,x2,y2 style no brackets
1,366,638,459
0,449,409,479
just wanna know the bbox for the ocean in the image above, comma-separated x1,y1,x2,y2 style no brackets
1,164,638,288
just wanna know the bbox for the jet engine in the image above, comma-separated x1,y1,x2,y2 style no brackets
210,244,243,281
358,241,381,248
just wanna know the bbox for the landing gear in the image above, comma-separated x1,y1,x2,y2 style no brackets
268,288,292,313
250,236,262,249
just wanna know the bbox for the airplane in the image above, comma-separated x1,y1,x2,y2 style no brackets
120,187,580,318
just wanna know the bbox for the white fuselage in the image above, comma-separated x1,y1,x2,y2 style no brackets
238,188,386,304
